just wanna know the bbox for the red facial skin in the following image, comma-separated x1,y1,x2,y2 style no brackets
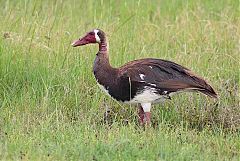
72,32,97,47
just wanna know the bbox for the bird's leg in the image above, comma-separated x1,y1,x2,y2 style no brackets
138,104,145,125
144,112,151,125
140,103,152,125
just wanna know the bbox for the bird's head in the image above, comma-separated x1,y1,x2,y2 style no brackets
72,29,105,47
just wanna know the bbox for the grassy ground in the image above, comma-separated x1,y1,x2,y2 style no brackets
0,0,239,160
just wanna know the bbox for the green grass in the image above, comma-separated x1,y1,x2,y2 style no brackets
0,0,239,160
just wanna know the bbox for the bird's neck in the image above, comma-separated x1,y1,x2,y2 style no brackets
96,39,110,67
93,39,116,81
99,38,108,53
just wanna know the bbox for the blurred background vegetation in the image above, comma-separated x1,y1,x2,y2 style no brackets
0,0,239,160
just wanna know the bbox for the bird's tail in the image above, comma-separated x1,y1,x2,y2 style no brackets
183,69,218,99
194,84,218,99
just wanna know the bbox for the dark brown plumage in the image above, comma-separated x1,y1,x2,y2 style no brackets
119,58,217,98
72,29,217,125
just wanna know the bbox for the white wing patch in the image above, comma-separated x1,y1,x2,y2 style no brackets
148,83,156,87
139,74,145,80
94,29,100,43
163,91,168,94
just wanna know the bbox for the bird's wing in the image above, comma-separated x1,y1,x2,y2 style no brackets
118,58,217,98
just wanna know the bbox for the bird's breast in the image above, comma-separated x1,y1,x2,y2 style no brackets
95,76,132,102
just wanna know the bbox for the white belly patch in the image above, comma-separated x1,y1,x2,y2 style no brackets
96,80,167,104
126,87,166,104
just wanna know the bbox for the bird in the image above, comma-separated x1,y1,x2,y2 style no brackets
72,29,217,125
